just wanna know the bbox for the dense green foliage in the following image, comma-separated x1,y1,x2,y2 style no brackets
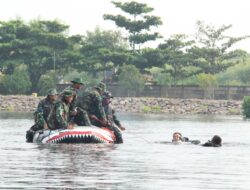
242,96,250,118
217,56,250,85
0,1,249,96
197,73,218,99
145,67,171,85
2,65,31,94
37,72,57,95
118,64,145,96
188,21,248,75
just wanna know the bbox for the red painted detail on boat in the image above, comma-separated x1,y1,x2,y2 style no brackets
46,130,114,143
101,127,116,141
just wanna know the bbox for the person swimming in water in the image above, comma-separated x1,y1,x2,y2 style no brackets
172,132,186,143
202,135,222,147
172,132,200,145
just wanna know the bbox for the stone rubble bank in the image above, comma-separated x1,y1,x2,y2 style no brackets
0,95,242,115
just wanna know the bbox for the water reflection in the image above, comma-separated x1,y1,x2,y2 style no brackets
1,113,250,189
33,144,118,189
0,112,33,119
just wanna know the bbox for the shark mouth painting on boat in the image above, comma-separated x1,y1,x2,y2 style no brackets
33,126,115,144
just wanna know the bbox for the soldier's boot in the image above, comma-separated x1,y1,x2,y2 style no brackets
26,129,35,143
26,124,41,143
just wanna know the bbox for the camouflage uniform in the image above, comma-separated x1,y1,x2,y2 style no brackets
26,89,58,142
35,97,56,130
50,100,70,129
85,87,106,122
48,90,74,129
59,85,78,114
98,82,106,93
78,87,106,121
103,104,122,129
60,78,91,126
112,110,122,128
102,91,123,144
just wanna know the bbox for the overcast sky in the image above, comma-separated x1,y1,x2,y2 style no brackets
1,0,250,52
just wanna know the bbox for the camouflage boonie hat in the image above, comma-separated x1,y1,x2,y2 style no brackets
63,90,74,97
103,91,113,99
97,82,106,91
47,88,58,96
94,86,102,91
71,77,84,85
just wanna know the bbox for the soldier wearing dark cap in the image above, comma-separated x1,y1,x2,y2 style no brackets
48,90,75,130
88,85,107,123
98,82,106,94
26,88,58,142
102,91,124,143
61,77,85,112
60,77,91,126
36,89,58,129
102,91,125,131
77,83,107,124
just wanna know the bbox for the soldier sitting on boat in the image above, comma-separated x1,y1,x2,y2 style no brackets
47,89,76,130
78,82,107,126
102,91,124,143
77,82,123,143
102,91,125,131
60,77,91,126
26,88,59,142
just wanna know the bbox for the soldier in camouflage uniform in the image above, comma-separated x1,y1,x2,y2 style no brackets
79,84,107,125
35,88,59,130
102,91,124,143
78,82,123,143
98,82,106,93
102,91,125,131
60,77,91,126
48,90,75,130
26,88,58,142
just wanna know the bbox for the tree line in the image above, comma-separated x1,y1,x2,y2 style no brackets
0,1,249,96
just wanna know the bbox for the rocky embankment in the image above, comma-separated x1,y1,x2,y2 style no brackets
0,95,243,115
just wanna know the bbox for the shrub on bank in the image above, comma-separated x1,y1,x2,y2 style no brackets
141,105,161,113
142,106,151,113
242,96,250,118
2,66,31,94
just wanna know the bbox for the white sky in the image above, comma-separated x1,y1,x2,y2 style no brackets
1,0,250,52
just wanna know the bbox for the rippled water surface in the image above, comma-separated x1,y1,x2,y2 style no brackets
0,112,250,190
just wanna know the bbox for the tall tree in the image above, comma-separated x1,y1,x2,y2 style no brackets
25,20,71,91
103,1,162,51
118,64,145,96
189,21,249,74
158,34,198,85
0,19,79,92
80,27,130,78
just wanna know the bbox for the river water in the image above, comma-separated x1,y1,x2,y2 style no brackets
0,112,250,190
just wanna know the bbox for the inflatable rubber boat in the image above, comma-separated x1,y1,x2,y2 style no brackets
33,126,116,144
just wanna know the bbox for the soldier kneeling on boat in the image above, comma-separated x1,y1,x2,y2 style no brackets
26,89,76,142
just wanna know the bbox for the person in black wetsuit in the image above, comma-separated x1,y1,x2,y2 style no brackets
202,135,222,147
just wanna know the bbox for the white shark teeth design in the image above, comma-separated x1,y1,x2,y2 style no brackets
47,131,110,144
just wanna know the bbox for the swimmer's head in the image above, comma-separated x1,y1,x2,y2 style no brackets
211,135,222,145
172,132,183,142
